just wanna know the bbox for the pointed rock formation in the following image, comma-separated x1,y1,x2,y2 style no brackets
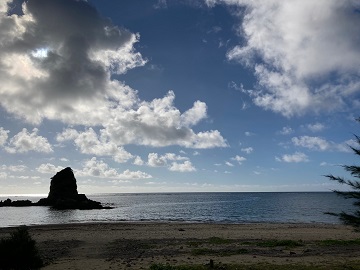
37,167,109,210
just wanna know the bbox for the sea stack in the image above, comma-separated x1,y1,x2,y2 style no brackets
37,167,107,210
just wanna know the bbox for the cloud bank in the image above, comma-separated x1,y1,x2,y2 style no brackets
0,0,226,152
208,0,360,117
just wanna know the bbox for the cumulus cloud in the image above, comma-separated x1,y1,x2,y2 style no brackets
1,165,28,172
231,155,246,165
0,172,7,179
0,1,226,151
292,136,330,151
0,0,145,125
133,156,144,166
146,152,196,172
279,127,294,135
209,0,360,116
241,147,253,154
276,152,309,163
78,157,152,179
102,91,227,149
0,127,9,146
291,136,353,152
5,128,53,153
147,152,188,167
37,163,64,174
57,128,133,163
307,123,325,133
225,161,234,167
169,161,196,172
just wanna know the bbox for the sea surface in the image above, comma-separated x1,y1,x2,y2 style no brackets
0,192,356,227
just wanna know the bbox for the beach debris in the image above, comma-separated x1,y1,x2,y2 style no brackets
209,259,214,268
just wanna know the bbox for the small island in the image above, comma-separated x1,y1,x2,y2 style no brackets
0,167,111,210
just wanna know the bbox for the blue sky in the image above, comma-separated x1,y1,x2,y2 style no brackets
0,0,360,194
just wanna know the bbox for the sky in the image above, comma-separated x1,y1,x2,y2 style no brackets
0,0,360,195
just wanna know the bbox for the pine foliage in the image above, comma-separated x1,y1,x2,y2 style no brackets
325,119,360,230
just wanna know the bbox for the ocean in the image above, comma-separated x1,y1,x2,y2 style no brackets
0,192,355,227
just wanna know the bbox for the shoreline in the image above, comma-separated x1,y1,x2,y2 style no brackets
1,222,359,269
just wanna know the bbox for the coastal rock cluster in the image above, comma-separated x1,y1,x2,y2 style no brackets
0,167,109,210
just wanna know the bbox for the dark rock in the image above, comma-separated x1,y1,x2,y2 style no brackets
36,167,110,210
48,167,78,201
0,167,111,210
0,199,33,207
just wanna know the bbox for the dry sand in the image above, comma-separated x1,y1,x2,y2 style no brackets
1,222,360,269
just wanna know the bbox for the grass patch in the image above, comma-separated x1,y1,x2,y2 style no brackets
0,226,43,270
191,248,248,256
208,237,232,245
187,237,232,248
191,248,215,256
150,261,360,270
187,241,201,248
318,239,360,246
150,264,206,270
256,240,303,248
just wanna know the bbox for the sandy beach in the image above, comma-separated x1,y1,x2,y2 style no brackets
1,222,360,269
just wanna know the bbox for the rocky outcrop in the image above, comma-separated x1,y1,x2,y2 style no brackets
0,167,110,210
0,199,33,207
37,167,109,210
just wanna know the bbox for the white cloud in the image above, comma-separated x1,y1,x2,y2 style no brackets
241,147,253,154
37,163,64,174
292,136,357,153
279,126,294,135
154,0,167,9
5,128,53,154
181,101,207,127
225,161,234,167
0,0,146,125
169,161,196,172
336,139,357,153
231,155,247,165
211,0,360,116
146,152,196,172
78,157,152,180
0,1,227,152
117,169,153,180
307,123,325,132
57,128,133,163
0,127,9,146
292,136,330,151
147,152,188,167
0,172,7,179
245,131,254,137
133,156,144,166
103,91,227,149
277,152,309,163
1,165,28,172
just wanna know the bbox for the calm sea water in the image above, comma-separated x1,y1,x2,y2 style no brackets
0,192,355,227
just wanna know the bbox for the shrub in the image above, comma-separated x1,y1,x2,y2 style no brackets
0,226,43,269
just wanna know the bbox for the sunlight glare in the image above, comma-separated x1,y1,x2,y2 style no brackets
31,47,49,58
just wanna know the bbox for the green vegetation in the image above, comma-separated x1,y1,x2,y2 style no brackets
256,240,303,248
325,118,360,229
318,239,360,246
0,226,43,269
191,247,248,256
188,237,232,248
149,262,360,270
208,237,232,245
